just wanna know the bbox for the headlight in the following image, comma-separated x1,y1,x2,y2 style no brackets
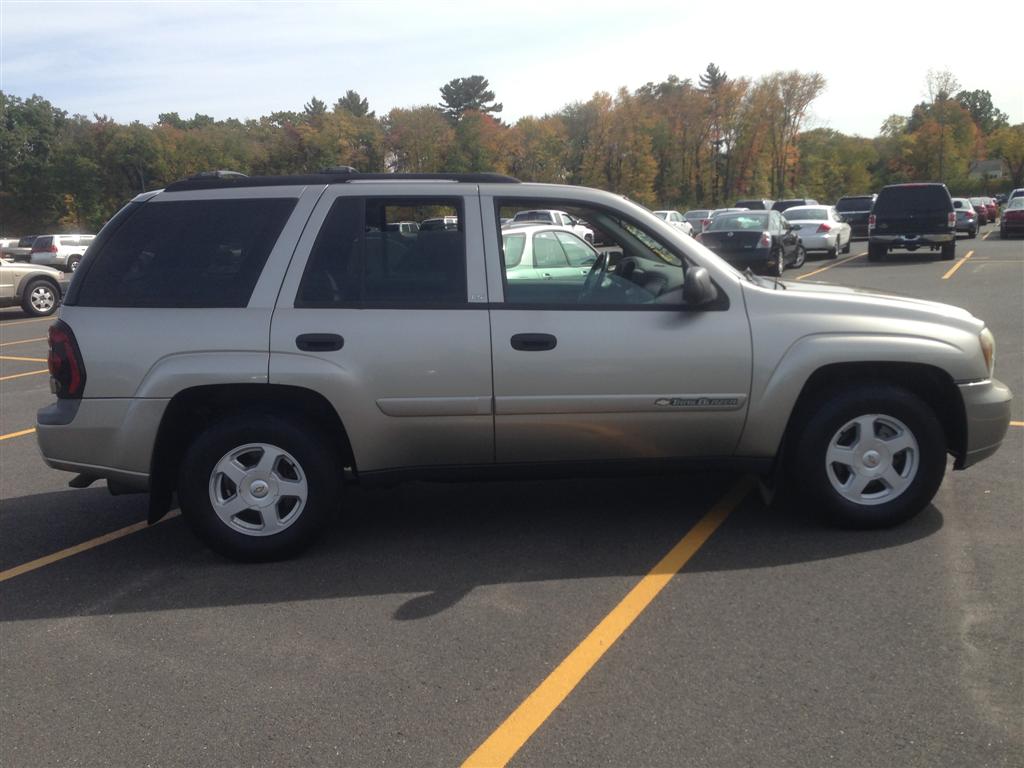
979,327,995,377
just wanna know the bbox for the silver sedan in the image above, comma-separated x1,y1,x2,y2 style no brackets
782,205,852,259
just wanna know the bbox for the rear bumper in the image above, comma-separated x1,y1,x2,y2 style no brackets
30,253,66,268
36,397,169,490
797,232,837,251
956,378,1013,469
870,233,954,248
711,247,773,268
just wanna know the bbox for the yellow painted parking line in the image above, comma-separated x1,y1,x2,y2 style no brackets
982,231,992,240
1011,421,1024,427
0,369,48,382
0,336,46,348
0,512,181,583
0,427,36,441
0,316,53,328
0,354,47,362
795,252,866,281
462,477,754,768
941,250,974,280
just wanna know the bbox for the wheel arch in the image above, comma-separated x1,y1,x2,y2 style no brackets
147,383,354,523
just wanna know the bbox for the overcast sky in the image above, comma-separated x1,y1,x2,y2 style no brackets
2,0,1021,138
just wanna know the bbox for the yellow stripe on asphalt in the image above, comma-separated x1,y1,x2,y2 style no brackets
0,369,48,382
0,316,53,328
0,511,182,583
0,337,46,348
1011,421,1024,427
941,250,974,280
795,251,866,281
462,477,754,768
0,354,47,362
983,231,992,240
0,427,36,441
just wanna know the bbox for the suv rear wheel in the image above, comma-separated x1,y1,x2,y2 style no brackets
940,241,955,260
868,244,885,262
178,413,340,561
790,384,946,528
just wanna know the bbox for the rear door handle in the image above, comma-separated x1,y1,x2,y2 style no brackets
296,333,344,352
510,333,557,351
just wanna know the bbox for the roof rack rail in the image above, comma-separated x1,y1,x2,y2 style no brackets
319,166,359,174
164,171,520,192
189,170,249,180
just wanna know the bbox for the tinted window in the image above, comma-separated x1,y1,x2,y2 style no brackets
18,236,37,247
735,200,767,210
836,197,873,212
708,212,769,230
75,198,296,308
298,197,466,307
33,236,53,249
783,208,826,221
514,211,552,223
874,186,952,215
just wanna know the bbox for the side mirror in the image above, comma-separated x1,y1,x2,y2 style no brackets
683,266,717,306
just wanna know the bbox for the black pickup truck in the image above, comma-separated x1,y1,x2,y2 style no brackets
835,195,876,239
868,183,956,261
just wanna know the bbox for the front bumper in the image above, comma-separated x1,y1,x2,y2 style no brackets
36,397,170,490
956,378,1013,469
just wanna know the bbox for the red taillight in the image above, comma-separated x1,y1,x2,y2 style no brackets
966,211,975,219
759,231,772,247
34,243,58,253
47,320,86,399
948,211,956,228
816,222,832,233
701,218,711,231
868,213,876,231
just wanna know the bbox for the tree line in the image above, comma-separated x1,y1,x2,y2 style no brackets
2,67,1021,235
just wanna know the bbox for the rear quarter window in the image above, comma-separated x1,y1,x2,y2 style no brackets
73,198,297,308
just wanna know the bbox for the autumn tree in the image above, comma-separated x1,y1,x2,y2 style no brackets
760,71,826,198
385,106,453,172
989,124,1024,187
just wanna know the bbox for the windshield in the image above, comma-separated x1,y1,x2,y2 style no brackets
707,212,769,231
653,211,668,220
783,208,826,221
1007,198,1024,210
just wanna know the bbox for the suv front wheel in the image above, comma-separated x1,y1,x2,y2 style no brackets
790,384,946,528
178,414,340,561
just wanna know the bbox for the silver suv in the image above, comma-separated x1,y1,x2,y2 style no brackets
37,171,1013,560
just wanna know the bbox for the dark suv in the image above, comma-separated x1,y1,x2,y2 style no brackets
734,199,773,210
868,183,956,261
835,194,876,239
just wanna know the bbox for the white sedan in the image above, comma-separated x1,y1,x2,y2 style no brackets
653,210,694,236
501,224,599,282
781,205,852,259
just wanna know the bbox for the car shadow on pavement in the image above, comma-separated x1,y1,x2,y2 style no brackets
0,474,942,623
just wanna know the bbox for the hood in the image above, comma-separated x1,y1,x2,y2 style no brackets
753,278,984,332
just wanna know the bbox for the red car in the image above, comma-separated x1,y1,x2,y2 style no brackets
969,197,990,224
1000,198,1024,238
983,197,999,222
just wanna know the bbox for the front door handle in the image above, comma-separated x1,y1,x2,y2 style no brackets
296,333,344,352
511,333,557,351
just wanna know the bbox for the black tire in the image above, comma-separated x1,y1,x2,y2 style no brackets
789,384,946,529
20,278,60,317
968,227,976,239
792,244,806,269
178,413,341,561
827,242,839,259
66,255,81,272
867,243,885,262
841,236,851,254
940,241,955,260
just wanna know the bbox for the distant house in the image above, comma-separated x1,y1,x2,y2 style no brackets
968,159,1008,180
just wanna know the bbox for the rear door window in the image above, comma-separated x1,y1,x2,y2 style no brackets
74,198,297,308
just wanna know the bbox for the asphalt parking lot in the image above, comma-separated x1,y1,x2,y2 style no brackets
1,226,1021,767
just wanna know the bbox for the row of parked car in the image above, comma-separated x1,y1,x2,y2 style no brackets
0,233,95,272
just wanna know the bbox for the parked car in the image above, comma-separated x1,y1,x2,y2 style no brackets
969,197,990,225
733,199,774,211
29,234,95,272
697,209,804,274
501,224,599,281
0,260,65,316
683,209,713,232
384,221,420,235
1006,188,1024,206
653,210,694,236
3,235,39,262
419,216,458,231
771,198,818,213
835,194,877,239
952,198,979,238
869,183,956,261
36,170,1011,561
781,205,852,258
1000,197,1024,238
0,238,19,256
982,197,999,223
508,209,594,242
